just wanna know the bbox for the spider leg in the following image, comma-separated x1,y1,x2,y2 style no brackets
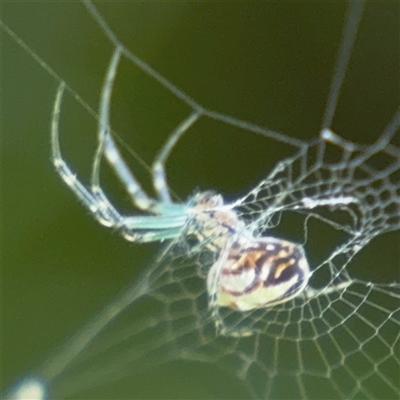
98,47,203,212
151,111,202,203
51,81,121,228
96,46,165,213
305,280,352,299
52,81,186,243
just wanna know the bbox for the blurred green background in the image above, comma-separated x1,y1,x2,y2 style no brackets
3,2,399,399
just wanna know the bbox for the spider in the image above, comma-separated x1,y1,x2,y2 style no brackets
52,46,344,336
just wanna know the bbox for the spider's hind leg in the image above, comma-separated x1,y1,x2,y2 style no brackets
305,280,353,300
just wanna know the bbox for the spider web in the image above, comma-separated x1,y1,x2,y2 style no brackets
3,1,399,399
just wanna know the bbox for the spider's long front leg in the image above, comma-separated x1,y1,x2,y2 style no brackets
51,82,122,228
95,46,164,213
52,81,187,242
151,111,202,204
52,48,191,243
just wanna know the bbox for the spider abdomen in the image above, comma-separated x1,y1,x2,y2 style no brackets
208,237,310,312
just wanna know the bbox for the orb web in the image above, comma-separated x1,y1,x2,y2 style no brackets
2,1,399,399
